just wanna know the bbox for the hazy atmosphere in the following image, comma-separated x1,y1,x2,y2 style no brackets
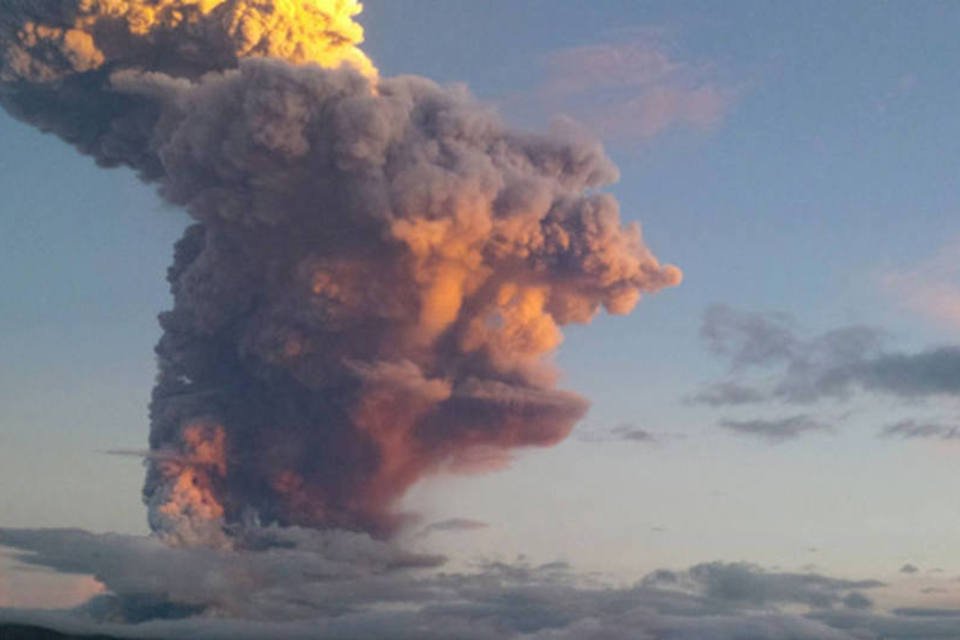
2,2,960,638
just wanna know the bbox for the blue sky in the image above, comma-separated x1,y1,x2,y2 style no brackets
4,0,960,627
358,0,960,582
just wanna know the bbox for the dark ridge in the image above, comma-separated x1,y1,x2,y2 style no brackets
0,624,141,640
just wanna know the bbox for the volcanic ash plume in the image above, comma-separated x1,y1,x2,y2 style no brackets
0,0,681,545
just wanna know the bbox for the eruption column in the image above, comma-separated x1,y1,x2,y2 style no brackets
0,0,681,545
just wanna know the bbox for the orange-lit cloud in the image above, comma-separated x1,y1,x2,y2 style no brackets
0,0,376,82
150,421,230,547
0,1,680,544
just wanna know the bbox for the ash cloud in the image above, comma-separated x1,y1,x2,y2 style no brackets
0,1,680,544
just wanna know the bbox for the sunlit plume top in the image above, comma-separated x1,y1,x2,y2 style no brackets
0,0,377,82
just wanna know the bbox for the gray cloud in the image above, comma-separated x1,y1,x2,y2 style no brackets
892,607,960,617
0,527,445,621
700,304,801,369
859,348,960,397
718,415,831,443
687,381,767,406
811,608,960,639
694,305,960,407
643,561,881,609
841,592,873,610
418,518,489,537
881,420,960,440
610,424,657,443
578,423,658,444
9,527,960,640
0,527,911,640
901,564,920,575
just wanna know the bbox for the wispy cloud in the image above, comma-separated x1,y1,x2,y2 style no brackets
509,31,735,143
692,304,960,407
881,420,960,440
688,381,768,406
610,424,658,442
881,240,960,330
417,518,489,537
578,422,659,444
875,73,918,114
719,415,832,444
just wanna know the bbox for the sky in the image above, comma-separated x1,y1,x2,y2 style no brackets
3,1,960,637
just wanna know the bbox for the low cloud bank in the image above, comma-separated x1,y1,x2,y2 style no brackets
4,527,960,639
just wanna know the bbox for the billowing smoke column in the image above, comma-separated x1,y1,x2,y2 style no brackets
0,1,681,546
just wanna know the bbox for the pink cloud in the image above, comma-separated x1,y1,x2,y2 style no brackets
544,41,678,95
881,240,960,329
589,84,730,139
525,35,735,142
0,556,104,609
875,73,918,113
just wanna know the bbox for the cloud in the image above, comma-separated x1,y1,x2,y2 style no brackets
811,608,960,639
881,420,960,440
418,518,489,537
718,415,832,443
0,567,104,610
9,528,960,640
643,561,881,609
609,424,658,443
511,33,734,143
0,527,444,621
700,304,801,369
687,381,767,406
1,0,683,545
881,240,960,329
892,607,960,617
0,527,924,640
579,423,659,444
857,348,960,397
693,304,960,406
874,73,918,114
841,592,873,610
901,564,920,575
